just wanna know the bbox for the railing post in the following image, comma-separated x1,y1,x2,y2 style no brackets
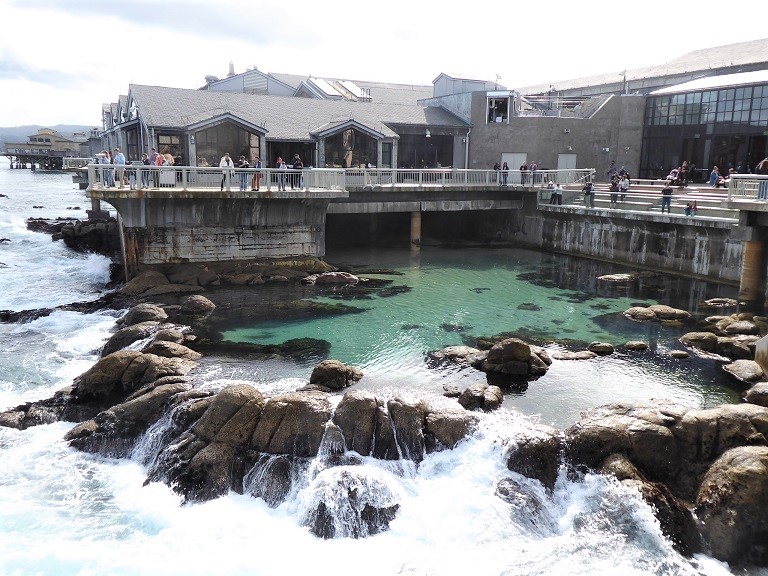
182,167,188,189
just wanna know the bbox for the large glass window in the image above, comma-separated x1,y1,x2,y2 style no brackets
487,97,509,124
194,124,259,167
323,128,377,168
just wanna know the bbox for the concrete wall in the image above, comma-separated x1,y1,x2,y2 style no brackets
107,196,334,276
468,92,645,179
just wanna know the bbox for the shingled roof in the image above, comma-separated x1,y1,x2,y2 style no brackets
129,84,468,140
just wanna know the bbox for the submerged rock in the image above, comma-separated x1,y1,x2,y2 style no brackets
308,359,363,391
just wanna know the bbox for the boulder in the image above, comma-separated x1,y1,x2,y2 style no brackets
624,341,649,351
550,350,597,360
505,425,562,491
142,340,203,361
386,397,428,463
102,321,164,356
180,294,216,315
308,359,363,390
118,270,170,297
587,341,614,355
300,467,400,539
722,359,765,384
332,390,379,456
679,331,719,353
302,271,360,285
118,303,169,327
424,407,479,450
193,383,265,447
744,382,768,407
457,383,503,411
695,446,768,564
251,391,334,457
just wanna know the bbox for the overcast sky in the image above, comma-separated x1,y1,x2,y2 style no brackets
2,0,767,128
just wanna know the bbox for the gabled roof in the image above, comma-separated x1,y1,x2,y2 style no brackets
128,84,469,141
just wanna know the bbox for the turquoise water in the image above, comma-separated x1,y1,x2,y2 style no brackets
213,245,743,428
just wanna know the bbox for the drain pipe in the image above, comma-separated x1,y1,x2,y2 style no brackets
464,128,471,169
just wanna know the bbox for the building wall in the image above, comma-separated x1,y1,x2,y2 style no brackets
468,92,645,179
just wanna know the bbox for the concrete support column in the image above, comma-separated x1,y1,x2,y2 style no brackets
410,210,421,250
739,240,765,302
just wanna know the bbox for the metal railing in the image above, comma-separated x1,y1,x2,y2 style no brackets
341,168,593,188
86,164,346,192
84,165,595,192
728,174,768,201
63,158,94,170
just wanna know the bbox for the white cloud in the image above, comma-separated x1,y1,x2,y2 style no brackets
1,0,767,126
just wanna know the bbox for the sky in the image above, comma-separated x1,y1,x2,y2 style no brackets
1,0,767,128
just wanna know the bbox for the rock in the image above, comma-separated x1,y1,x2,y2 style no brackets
244,454,293,507
74,350,143,401
457,383,503,411
332,390,379,456
251,391,334,457
505,425,562,491
597,273,634,282
701,297,738,308
193,383,265,446
695,446,768,564
587,341,614,355
428,345,485,367
745,382,768,407
301,467,400,539
118,271,170,297
669,350,690,359
624,306,658,321
624,341,649,351
424,407,479,450
723,320,760,335
679,331,719,353
386,397,428,462
550,350,597,360
180,294,216,315
477,338,549,381
647,304,691,320
302,271,360,285
102,321,164,356
495,477,556,537
142,340,202,361
722,359,764,384
308,359,363,390
118,303,169,327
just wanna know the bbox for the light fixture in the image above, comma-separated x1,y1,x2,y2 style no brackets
567,146,573,151
602,147,610,153
425,129,431,138
624,146,630,151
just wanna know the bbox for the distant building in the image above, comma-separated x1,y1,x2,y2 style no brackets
3,128,86,169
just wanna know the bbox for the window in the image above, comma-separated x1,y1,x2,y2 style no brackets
487,97,509,124
381,142,392,168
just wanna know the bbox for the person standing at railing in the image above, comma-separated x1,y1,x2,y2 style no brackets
501,162,509,186
519,161,528,186
236,155,250,191
291,154,304,190
755,157,768,200
619,173,630,202
276,156,287,190
549,183,563,205
251,156,262,191
113,148,126,189
530,160,538,186
148,148,159,187
140,153,150,188
582,181,595,208
219,153,234,191
98,151,109,187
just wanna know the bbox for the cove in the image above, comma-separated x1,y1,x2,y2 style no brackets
200,245,743,428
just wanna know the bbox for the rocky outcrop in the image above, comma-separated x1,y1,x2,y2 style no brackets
506,425,562,491
478,338,552,382
458,383,503,411
307,359,363,391
624,304,691,322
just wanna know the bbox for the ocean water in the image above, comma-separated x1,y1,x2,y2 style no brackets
0,156,760,575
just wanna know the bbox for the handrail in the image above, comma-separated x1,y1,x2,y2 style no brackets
86,164,346,192
727,174,768,201
84,165,595,192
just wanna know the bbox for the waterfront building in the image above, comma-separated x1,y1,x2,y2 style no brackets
99,38,768,180
3,128,87,169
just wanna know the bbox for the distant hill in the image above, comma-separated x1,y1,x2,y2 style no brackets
0,125,97,152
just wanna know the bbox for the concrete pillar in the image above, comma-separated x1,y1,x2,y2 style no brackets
739,240,764,302
410,210,421,250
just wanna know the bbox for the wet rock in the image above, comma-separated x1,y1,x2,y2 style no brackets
302,271,360,285
101,321,165,356
118,303,169,327
587,341,614,355
301,467,400,539
457,383,503,411
722,359,765,384
624,305,690,322
505,425,562,491
679,331,719,353
597,273,634,283
701,297,738,308
427,345,486,368
387,397,428,462
550,350,597,360
308,359,363,390
669,350,690,359
332,390,379,456
119,271,170,297
251,391,334,457
425,407,479,450
193,383,265,446
478,338,550,381
744,383,768,407
496,477,556,537
695,446,768,564
624,341,649,351
180,294,216,315
244,454,294,507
